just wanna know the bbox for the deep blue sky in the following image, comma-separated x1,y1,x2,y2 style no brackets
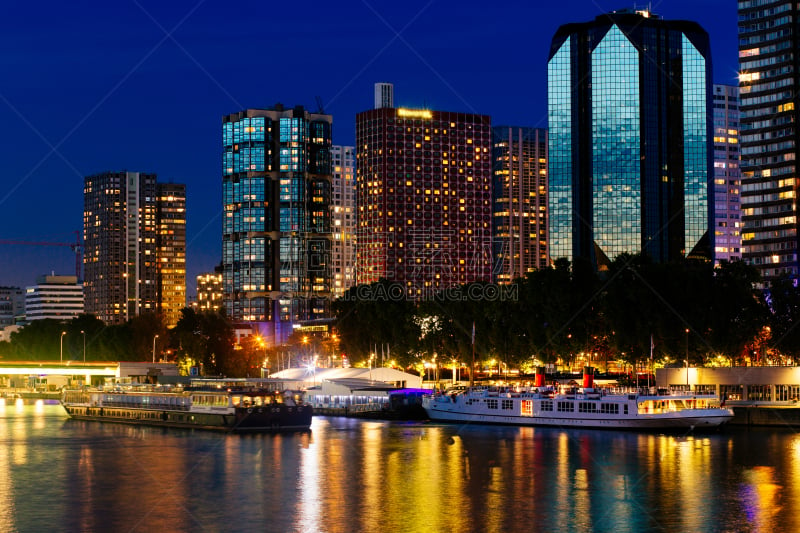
0,0,738,295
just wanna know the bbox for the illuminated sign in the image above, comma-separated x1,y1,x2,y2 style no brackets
397,108,433,119
296,325,329,332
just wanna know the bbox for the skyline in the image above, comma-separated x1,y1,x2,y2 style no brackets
0,0,738,295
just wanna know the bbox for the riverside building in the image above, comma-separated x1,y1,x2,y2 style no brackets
492,126,548,283
83,172,186,325
712,84,742,265
548,9,713,269
355,87,493,297
222,105,332,344
25,274,84,321
331,145,356,299
738,0,800,283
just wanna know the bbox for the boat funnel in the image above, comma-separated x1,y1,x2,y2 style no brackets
534,367,546,387
583,367,594,388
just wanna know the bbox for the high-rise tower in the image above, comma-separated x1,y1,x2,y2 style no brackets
356,100,493,297
492,126,548,283
738,1,800,283
712,84,742,265
222,105,332,344
156,183,186,327
548,9,713,268
84,171,185,324
330,145,356,299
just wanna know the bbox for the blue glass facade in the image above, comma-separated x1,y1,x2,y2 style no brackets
547,10,713,268
222,106,332,341
591,25,641,259
683,35,710,257
547,38,573,262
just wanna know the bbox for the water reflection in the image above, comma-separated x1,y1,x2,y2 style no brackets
1,408,800,532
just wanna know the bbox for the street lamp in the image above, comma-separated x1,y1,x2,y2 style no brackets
60,331,66,363
258,336,269,377
685,328,690,388
153,334,159,363
81,330,86,362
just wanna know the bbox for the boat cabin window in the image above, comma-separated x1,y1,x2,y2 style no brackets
720,384,744,401
776,385,800,402
192,394,229,407
557,401,573,413
747,385,772,402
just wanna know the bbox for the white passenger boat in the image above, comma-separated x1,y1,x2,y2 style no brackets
61,383,312,432
422,385,734,430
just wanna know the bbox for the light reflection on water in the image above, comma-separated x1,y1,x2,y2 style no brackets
0,405,799,532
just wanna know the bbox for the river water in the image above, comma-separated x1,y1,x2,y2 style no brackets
1,402,798,532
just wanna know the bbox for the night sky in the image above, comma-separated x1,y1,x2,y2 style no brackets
0,0,738,295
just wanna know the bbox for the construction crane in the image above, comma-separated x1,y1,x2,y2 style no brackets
0,230,83,280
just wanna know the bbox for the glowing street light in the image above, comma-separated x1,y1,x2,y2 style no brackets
685,328,690,388
153,334,159,363
81,330,86,362
60,331,66,363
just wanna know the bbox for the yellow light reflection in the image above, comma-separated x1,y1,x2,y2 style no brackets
0,415,15,530
741,466,780,532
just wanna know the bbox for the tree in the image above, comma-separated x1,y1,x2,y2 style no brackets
766,274,800,357
333,280,420,367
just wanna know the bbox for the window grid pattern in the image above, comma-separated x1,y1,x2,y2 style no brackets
354,108,493,297
737,1,800,281
221,108,332,325
492,127,548,283
683,35,710,256
592,25,641,258
548,38,573,262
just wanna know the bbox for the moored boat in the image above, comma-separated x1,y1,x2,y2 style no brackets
422,385,734,431
61,384,312,432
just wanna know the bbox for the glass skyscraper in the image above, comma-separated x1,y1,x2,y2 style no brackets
548,9,713,268
222,105,332,344
738,1,800,284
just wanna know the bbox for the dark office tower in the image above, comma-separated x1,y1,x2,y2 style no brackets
222,105,332,344
712,84,742,265
738,1,800,284
156,183,186,327
492,126,548,283
548,9,713,269
84,171,158,324
356,104,493,297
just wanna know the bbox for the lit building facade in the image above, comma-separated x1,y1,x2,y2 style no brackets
492,126,548,283
712,84,742,264
196,272,223,312
84,171,186,325
25,275,84,321
222,105,332,344
738,1,800,283
331,145,356,298
84,171,158,323
548,9,713,268
156,183,186,327
356,105,493,296
0,287,25,326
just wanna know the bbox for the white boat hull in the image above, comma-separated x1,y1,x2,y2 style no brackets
423,389,734,430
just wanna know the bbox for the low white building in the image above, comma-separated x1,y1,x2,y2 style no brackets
271,367,423,409
25,274,84,321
